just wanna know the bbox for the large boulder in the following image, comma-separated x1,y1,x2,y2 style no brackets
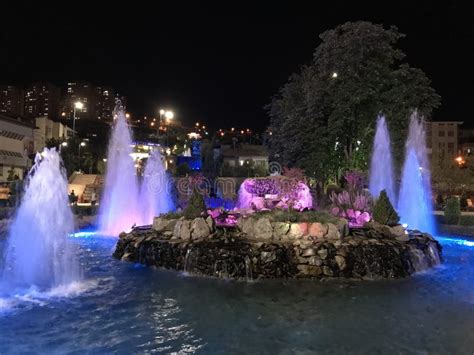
272,222,290,241
390,225,407,239
254,218,273,240
288,223,304,239
174,220,191,240
238,217,256,236
205,215,215,232
308,223,327,239
336,218,349,237
191,218,211,239
326,223,341,240
153,217,177,232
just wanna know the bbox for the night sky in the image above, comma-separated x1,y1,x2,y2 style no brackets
1,2,472,130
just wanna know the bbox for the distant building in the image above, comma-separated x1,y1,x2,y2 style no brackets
63,82,118,121
0,85,24,116
426,121,463,168
63,82,97,120
0,113,35,180
24,83,60,119
221,144,269,169
95,86,115,121
34,116,74,151
459,128,474,154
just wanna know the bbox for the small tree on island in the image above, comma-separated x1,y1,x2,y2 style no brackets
372,190,400,225
184,187,207,219
444,197,461,225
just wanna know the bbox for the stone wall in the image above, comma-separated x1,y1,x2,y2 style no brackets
114,216,442,280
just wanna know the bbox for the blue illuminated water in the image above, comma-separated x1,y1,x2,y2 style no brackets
398,113,436,234
1,234,474,353
369,115,397,205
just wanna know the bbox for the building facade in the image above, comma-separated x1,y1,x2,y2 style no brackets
0,114,35,180
0,85,24,116
426,121,463,168
34,116,74,151
95,86,115,121
24,83,60,119
221,144,269,168
63,82,117,121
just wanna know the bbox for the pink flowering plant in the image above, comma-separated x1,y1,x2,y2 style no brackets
242,176,312,211
207,208,239,227
330,171,372,227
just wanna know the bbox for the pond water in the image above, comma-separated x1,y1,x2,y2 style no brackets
0,234,473,353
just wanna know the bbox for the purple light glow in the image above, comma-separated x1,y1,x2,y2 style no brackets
236,177,312,211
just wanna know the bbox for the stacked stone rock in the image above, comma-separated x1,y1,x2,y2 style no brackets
114,216,442,280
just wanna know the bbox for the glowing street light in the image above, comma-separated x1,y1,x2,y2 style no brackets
72,101,84,137
61,141,68,147
332,72,338,78
165,111,174,120
159,109,165,115
78,141,87,164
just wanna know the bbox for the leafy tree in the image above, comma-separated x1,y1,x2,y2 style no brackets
267,21,440,184
372,190,400,225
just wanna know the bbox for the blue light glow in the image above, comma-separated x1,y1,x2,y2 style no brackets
437,236,474,247
70,231,98,238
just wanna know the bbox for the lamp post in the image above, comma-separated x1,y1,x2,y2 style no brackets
158,109,174,136
73,101,84,137
78,141,86,157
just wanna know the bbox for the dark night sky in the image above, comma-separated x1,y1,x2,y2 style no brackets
1,1,473,130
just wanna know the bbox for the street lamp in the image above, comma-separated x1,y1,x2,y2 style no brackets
165,111,174,121
73,101,84,137
158,109,174,136
78,141,86,157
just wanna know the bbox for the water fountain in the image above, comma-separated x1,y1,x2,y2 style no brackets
140,150,174,224
2,148,80,289
398,112,436,234
98,102,143,235
369,115,397,205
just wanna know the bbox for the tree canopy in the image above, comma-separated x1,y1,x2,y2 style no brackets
267,21,440,183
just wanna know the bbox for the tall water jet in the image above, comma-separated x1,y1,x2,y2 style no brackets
98,102,143,235
398,112,436,234
2,148,80,289
140,150,174,224
369,115,397,205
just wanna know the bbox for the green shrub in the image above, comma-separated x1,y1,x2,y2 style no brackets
184,188,206,219
160,211,184,219
372,190,399,225
444,197,461,225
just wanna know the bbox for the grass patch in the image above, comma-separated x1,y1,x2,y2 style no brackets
159,211,184,219
253,209,340,224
